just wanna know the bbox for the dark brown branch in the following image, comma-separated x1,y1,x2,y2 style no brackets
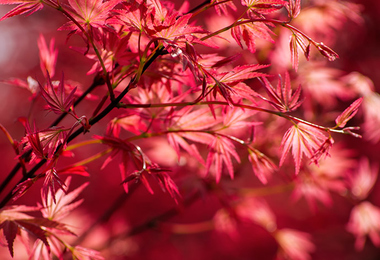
0,47,167,208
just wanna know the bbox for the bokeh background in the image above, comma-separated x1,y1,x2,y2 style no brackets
1,0,380,259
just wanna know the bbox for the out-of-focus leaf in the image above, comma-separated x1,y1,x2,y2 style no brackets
0,0,44,21
231,20,274,53
335,97,363,128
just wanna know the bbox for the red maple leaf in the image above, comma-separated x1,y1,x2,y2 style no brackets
206,135,241,183
39,73,77,115
222,106,260,131
38,34,58,78
18,117,45,162
248,146,277,184
231,20,274,53
113,1,147,33
19,118,69,162
166,106,221,165
40,177,88,221
107,114,148,137
289,32,310,71
335,97,363,128
0,206,74,258
0,0,46,21
205,64,268,105
242,0,286,17
216,64,269,85
280,123,328,175
123,166,181,203
151,13,205,44
41,167,66,205
0,205,38,257
212,0,237,16
95,135,150,193
286,0,301,19
60,0,121,35
1,76,39,99
85,31,138,75
259,72,303,112
69,246,105,260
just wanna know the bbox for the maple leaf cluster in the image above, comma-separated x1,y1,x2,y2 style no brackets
0,0,379,259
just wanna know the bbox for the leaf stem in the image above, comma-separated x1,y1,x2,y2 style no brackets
120,101,358,135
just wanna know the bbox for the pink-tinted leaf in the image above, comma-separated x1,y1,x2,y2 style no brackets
2,216,75,259
0,0,44,21
165,106,220,164
13,219,50,252
248,147,277,184
211,80,236,106
18,117,45,160
242,0,286,16
108,114,148,136
289,32,308,71
41,177,88,221
235,197,277,231
280,123,327,175
21,217,73,234
70,246,105,260
113,2,148,32
346,201,380,251
1,76,39,97
260,73,303,112
228,82,260,104
206,136,240,182
231,20,274,53
168,106,221,133
348,157,379,200
167,133,205,165
150,0,167,22
222,106,260,130
149,167,181,203
57,165,90,177
42,168,66,205
217,64,269,85
286,0,301,19
275,228,315,260
304,43,311,60
153,13,204,42
342,126,362,139
335,97,363,128
310,137,334,165
289,34,299,71
0,205,40,219
38,34,58,78
316,42,339,61
19,120,69,163
39,73,76,115
213,0,237,16
0,220,18,257
63,0,121,31
11,177,39,202
211,54,241,68
121,165,181,203
96,135,147,193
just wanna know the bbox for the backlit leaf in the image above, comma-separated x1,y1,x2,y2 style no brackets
280,123,327,175
231,20,274,53
335,97,363,128
0,0,44,21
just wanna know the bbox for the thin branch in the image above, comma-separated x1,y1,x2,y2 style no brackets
0,42,167,208
0,73,104,197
